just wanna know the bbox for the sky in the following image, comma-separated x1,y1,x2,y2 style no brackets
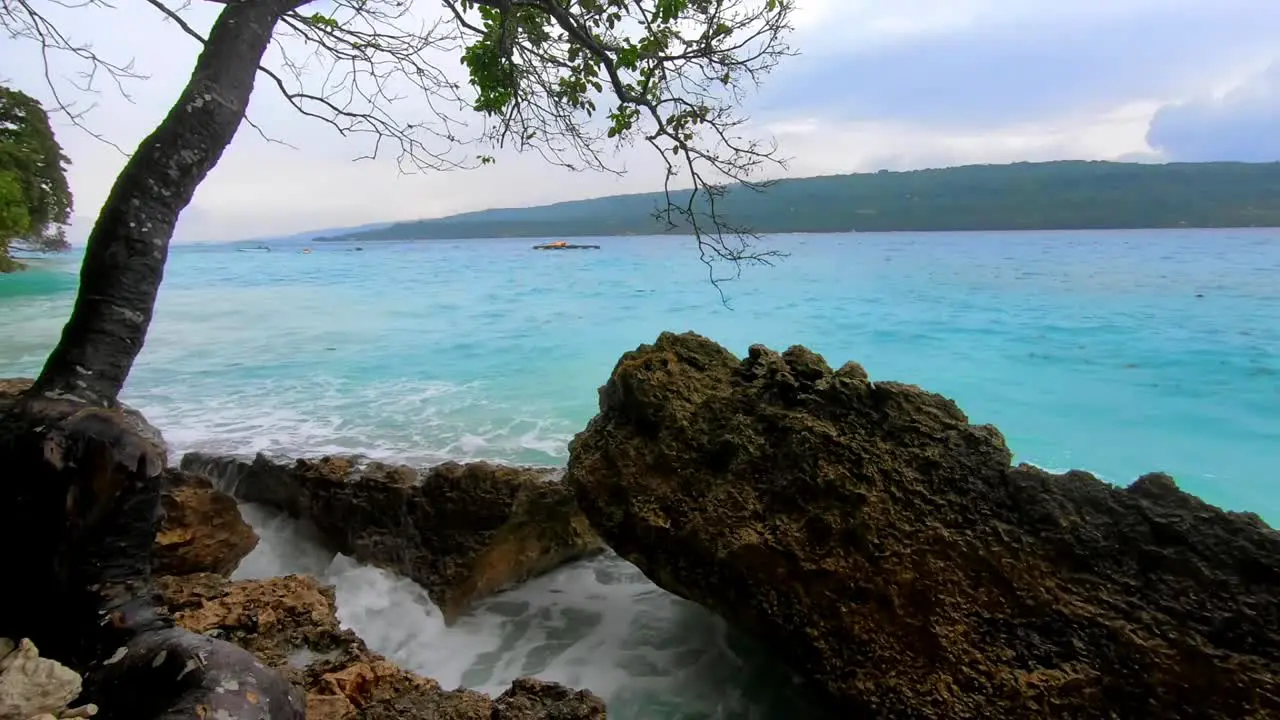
2,0,1278,243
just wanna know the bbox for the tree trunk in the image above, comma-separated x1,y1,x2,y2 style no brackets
31,0,298,407
5,3,312,718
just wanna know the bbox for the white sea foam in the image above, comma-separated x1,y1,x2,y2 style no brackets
231,502,812,719
135,376,575,467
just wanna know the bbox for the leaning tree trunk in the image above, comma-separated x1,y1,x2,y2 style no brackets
4,2,311,719
31,0,302,407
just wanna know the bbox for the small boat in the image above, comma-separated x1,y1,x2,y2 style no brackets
238,244,271,253
533,240,600,250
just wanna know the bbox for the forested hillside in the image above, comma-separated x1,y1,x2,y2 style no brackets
319,161,1280,242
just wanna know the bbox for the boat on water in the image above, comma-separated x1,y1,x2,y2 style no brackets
238,244,271,253
533,240,600,250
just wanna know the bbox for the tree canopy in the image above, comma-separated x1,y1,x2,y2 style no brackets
0,85,73,271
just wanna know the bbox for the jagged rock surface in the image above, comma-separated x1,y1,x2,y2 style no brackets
181,453,601,623
565,331,1280,719
152,470,258,577
155,573,607,720
0,379,304,720
0,638,85,720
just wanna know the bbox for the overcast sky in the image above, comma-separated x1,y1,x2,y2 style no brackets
2,0,1277,243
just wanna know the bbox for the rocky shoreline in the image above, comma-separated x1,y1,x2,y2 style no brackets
4,333,1279,719
178,452,602,624
566,332,1280,718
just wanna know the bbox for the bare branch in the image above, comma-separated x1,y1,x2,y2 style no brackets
141,0,295,148
5,0,797,300
263,1,480,174
222,0,795,294
0,0,142,152
442,0,797,297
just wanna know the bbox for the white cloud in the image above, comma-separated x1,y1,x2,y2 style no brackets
765,101,1161,176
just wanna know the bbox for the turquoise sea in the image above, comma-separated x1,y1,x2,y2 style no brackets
3,229,1279,717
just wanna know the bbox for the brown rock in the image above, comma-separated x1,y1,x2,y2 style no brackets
565,331,1280,719
152,470,258,576
156,573,349,671
0,378,34,398
155,573,605,719
180,453,601,623
0,381,303,719
493,677,607,720
307,691,358,720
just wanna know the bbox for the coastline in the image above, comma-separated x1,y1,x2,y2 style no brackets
2,228,1278,717
134,331,1280,718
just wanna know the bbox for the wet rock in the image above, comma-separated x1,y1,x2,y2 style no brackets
0,381,303,720
565,331,1280,719
492,678,607,720
152,470,258,577
155,573,606,719
156,573,350,672
181,453,601,623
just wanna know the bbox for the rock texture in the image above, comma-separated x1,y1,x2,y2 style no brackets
155,573,606,720
0,638,92,720
181,453,601,623
0,379,304,720
152,470,258,577
565,331,1280,719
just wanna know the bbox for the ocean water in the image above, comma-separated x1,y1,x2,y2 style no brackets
3,229,1279,717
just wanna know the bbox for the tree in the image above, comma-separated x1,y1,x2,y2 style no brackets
0,2,795,719
0,84,73,271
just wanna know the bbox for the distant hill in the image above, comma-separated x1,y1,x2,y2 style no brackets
316,161,1280,242
235,220,396,245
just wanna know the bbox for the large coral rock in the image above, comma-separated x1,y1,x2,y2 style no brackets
152,470,258,577
155,573,606,720
181,454,601,623
565,331,1280,719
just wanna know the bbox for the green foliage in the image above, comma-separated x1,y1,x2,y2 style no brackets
320,161,1280,242
0,85,73,269
451,0,792,189
0,171,30,271
0,172,30,237
304,13,340,29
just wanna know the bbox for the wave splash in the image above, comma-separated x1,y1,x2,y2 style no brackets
231,499,817,720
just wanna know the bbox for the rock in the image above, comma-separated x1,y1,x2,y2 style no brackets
181,453,602,623
152,470,258,577
565,331,1280,719
0,378,165,449
0,385,304,720
0,379,34,399
155,573,350,671
155,573,607,719
0,638,88,720
492,678,607,720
